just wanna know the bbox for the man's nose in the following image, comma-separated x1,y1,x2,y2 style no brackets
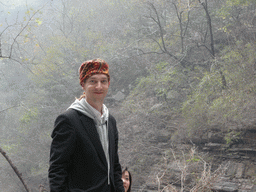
96,82,102,89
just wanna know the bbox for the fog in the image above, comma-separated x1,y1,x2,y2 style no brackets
1,0,256,191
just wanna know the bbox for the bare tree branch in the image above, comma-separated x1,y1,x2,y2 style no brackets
0,147,31,192
0,105,20,114
172,2,185,53
9,9,41,58
134,48,166,56
0,2,49,74
143,2,192,68
198,0,215,57
147,2,175,58
198,0,227,88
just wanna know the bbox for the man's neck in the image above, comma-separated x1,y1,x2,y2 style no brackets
86,99,103,114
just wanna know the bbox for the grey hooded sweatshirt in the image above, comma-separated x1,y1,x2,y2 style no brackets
68,98,110,184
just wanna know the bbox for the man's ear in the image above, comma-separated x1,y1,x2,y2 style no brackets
108,81,110,86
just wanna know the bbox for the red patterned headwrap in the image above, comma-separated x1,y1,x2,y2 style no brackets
79,58,110,87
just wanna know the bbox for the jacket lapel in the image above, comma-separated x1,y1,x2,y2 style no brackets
108,118,114,167
79,115,108,167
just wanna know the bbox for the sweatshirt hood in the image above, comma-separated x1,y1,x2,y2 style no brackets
67,98,109,126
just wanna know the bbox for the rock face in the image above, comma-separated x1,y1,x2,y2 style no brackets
200,129,256,192
105,91,126,107
211,165,256,192
140,130,256,192
212,178,239,192
113,91,125,101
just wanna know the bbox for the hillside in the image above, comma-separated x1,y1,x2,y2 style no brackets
109,99,256,192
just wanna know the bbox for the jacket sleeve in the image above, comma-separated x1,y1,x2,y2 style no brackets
112,118,125,192
48,114,76,192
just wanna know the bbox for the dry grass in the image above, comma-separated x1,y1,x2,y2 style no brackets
142,147,229,192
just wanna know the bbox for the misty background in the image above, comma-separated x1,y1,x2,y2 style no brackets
1,0,256,191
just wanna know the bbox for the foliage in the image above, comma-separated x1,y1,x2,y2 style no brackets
121,61,188,116
182,42,256,134
224,130,241,144
19,107,38,124
216,0,256,37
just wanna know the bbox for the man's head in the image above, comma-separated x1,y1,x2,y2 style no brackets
79,58,110,87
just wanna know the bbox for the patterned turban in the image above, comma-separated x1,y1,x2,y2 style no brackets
79,58,110,86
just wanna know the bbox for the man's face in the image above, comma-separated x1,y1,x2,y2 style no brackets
82,74,110,105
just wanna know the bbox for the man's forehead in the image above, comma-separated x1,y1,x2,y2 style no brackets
89,74,108,79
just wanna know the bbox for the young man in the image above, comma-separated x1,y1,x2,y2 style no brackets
48,59,124,192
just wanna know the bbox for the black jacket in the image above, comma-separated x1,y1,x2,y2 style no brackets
48,108,124,192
